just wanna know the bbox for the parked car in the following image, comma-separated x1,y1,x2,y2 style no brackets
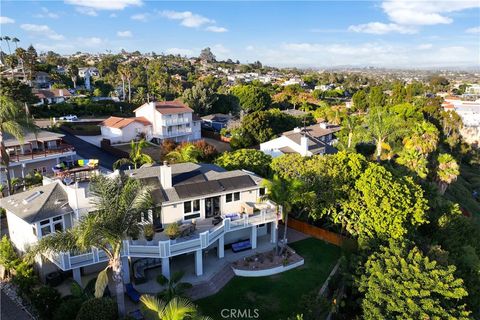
59,115,78,122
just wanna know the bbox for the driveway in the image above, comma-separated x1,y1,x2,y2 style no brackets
61,130,121,171
1,290,33,320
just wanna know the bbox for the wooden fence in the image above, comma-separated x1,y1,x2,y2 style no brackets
288,218,349,247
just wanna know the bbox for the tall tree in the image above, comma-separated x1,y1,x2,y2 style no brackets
364,107,401,161
31,174,152,317
436,153,460,195
199,47,216,62
68,64,79,89
166,144,202,164
182,82,218,115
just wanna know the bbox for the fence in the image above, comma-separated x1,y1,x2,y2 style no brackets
201,130,231,143
288,218,348,247
100,139,129,158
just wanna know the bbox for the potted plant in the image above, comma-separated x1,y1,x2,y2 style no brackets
143,223,155,243
165,223,180,242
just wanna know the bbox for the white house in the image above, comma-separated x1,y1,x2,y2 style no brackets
260,123,341,158
442,97,480,144
100,116,152,144
78,67,99,90
34,88,72,105
1,162,279,284
134,101,201,144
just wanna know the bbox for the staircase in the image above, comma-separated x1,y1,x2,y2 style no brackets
187,263,235,300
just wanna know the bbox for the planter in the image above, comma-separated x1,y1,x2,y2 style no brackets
232,259,304,277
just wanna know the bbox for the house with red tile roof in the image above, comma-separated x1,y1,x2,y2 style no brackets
100,116,152,144
134,101,201,143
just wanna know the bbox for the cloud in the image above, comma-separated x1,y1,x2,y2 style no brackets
417,43,433,50
65,0,142,10
34,7,60,19
77,36,104,47
75,6,98,16
20,24,64,40
165,48,194,56
206,26,228,33
34,43,75,51
117,30,132,37
348,22,416,34
466,26,480,34
131,13,149,22
110,13,117,18
0,16,15,24
381,0,479,26
160,10,213,28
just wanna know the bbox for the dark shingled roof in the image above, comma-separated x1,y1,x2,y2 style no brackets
0,182,72,223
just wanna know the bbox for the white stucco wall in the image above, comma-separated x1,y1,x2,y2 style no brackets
260,136,307,158
101,122,152,144
6,211,38,252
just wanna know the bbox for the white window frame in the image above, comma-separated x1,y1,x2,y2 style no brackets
183,199,201,221
38,215,65,238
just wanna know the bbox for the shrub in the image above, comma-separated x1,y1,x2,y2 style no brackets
11,260,37,298
143,223,155,241
165,223,180,240
76,298,118,320
0,235,19,277
53,297,84,320
30,285,62,320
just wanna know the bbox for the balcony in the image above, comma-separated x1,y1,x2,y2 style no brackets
46,201,279,270
157,128,193,139
7,144,75,163
161,118,190,126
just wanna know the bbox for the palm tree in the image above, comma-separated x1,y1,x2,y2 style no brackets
141,295,211,320
403,121,439,156
365,107,400,162
118,64,127,101
113,139,154,170
436,153,460,195
0,96,35,196
156,271,192,302
30,174,153,317
12,38,27,81
122,64,134,103
3,36,13,76
396,148,429,179
261,175,304,255
166,144,202,163
342,115,361,149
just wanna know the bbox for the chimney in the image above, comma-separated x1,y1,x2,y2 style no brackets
160,161,172,189
300,136,309,156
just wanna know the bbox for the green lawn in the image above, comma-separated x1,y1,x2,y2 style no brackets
445,163,480,216
196,238,341,320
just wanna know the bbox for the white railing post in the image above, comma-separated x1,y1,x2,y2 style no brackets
92,247,99,263
200,232,208,248
122,240,130,257
62,251,71,270
224,218,231,232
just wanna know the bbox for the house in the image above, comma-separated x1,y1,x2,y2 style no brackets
201,113,233,132
100,116,153,144
1,162,279,284
0,130,76,184
260,123,341,158
78,67,99,90
281,77,306,87
34,88,72,105
442,98,480,145
34,71,51,89
134,101,201,144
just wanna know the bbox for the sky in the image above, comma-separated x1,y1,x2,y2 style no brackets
1,0,479,68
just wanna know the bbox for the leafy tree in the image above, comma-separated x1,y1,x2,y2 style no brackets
67,64,78,89
436,153,460,195
76,298,118,320
214,149,272,177
231,85,271,113
367,86,385,109
141,295,211,320
182,82,218,115
352,89,368,112
342,163,428,241
30,285,62,320
389,82,406,105
403,120,439,156
0,96,36,195
199,47,216,62
0,78,38,105
357,241,470,319
341,115,362,150
364,107,402,161
396,148,429,179
31,174,152,317
113,139,154,170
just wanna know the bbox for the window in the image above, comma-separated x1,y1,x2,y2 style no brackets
184,201,192,214
226,192,240,203
185,213,200,220
259,188,266,196
38,216,64,237
184,200,201,220
193,199,200,211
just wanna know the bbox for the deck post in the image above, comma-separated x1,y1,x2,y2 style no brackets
218,235,224,259
251,226,257,249
72,267,82,286
121,256,130,284
270,221,277,244
161,257,170,279
195,249,203,276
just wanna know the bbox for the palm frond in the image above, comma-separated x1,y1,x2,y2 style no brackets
95,268,109,298
113,158,133,170
140,294,167,315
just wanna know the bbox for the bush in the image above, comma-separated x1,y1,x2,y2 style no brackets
165,223,180,240
0,235,19,277
76,298,118,320
53,297,84,320
30,285,62,320
11,260,37,298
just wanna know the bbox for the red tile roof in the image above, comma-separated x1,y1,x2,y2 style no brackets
100,116,151,129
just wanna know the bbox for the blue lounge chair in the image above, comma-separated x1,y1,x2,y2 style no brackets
231,240,252,253
125,283,141,303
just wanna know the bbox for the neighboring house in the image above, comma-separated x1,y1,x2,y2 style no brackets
281,77,306,87
314,84,335,91
0,68,27,82
281,109,308,117
260,123,341,158
465,84,480,95
78,67,99,90
442,97,480,145
34,71,51,89
201,113,233,132
134,101,201,143
100,116,152,144
0,130,76,184
1,162,279,283
34,88,72,105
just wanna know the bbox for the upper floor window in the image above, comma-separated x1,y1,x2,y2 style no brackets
226,192,240,203
259,188,266,196
38,215,64,238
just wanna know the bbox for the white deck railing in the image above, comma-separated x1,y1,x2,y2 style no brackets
47,204,279,270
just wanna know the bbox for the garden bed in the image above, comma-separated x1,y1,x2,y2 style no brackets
231,247,304,276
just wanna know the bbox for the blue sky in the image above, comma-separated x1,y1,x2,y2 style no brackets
1,0,479,68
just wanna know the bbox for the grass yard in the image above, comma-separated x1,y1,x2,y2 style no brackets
446,163,480,216
196,238,341,320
